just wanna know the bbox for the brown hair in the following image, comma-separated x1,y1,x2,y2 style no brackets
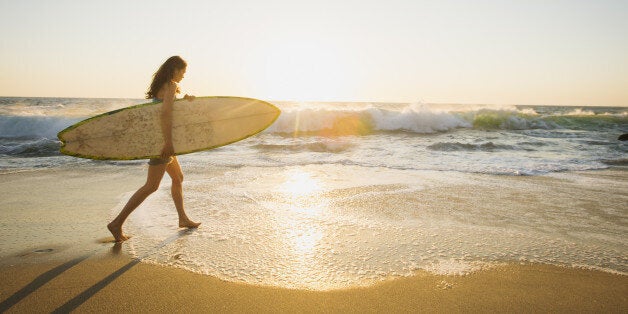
146,56,187,99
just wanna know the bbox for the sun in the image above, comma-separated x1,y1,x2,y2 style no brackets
249,39,358,101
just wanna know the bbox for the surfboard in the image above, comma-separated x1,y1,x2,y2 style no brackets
57,96,281,160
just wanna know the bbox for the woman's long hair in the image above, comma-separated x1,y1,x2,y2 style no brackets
146,56,187,99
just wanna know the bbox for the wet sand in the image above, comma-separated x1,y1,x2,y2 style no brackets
0,165,146,260
0,253,626,313
1,166,626,312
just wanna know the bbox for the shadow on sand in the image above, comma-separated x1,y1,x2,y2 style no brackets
0,254,91,312
0,229,194,313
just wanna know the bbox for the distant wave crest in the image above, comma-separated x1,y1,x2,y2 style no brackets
266,104,626,136
267,104,472,135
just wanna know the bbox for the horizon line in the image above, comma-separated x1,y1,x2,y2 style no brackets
0,95,626,108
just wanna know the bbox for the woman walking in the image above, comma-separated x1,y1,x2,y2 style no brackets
108,56,200,242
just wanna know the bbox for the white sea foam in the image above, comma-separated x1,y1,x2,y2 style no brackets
117,165,628,290
263,102,625,135
423,259,488,276
565,108,596,116
266,104,487,134
367,104,471,133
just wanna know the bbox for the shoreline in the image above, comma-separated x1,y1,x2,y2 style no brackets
1,252,626,313
1,167,626,267
1,166,627,312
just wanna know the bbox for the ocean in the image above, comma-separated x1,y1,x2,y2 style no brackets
1,97,626,174
1,96,627,289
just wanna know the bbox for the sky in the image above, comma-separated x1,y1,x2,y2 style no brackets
1,0,627,106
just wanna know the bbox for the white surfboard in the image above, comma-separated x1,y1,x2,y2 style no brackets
58,96,280,160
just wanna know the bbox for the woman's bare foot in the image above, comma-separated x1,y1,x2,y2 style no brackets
179,218,201,228
107,222,129,242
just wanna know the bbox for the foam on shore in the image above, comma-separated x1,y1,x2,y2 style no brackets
116,165,627,290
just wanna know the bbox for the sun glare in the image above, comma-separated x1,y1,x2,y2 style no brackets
279,170,321,198
276,169,328,262
287,224,324,257
249,37,358,102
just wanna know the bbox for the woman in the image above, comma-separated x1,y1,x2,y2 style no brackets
108,56,200,242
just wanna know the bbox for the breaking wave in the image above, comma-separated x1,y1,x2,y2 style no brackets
266,104,626,136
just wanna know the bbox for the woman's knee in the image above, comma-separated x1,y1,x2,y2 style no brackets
172,173,183,185
142,182,161,193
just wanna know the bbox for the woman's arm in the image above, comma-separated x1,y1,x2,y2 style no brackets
160,81,177,158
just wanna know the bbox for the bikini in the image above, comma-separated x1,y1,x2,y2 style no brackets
147,97,174,166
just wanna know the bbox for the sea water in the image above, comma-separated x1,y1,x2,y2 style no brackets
1,97,627,289
2,97,626,174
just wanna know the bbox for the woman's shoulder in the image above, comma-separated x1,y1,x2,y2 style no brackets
159,81,177,94
161,80,177,90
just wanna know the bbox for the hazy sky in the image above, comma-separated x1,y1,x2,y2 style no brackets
1,0,627,105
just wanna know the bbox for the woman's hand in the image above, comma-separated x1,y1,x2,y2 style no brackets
161,141,175,159
184,94,196,101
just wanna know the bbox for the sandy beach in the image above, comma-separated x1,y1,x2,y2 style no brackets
1,254,626,313
1,165,627,312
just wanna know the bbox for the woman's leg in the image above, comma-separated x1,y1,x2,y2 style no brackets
107,163,168,242
166,157,200,228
